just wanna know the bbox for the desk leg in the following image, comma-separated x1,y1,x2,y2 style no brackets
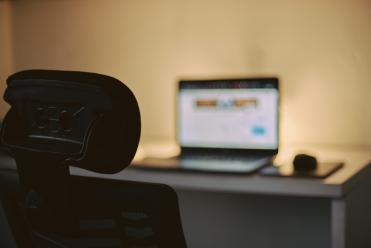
331,199,345,248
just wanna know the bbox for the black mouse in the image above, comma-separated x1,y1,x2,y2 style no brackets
293,154,318,171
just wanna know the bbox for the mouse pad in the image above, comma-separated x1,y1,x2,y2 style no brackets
259,162,344,178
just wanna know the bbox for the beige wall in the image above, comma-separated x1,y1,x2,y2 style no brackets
0,1,13,117
7,0,371,147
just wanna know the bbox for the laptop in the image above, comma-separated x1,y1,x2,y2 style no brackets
134,77,279,173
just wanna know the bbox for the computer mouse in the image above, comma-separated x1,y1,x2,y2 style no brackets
293,153,318,171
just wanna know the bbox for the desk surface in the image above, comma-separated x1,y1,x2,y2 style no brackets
0,142,369,198
71,142,371,198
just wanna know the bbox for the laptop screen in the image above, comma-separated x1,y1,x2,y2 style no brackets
178,78,279,150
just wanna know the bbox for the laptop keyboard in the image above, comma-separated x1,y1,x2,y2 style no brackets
179,155,271,173
183,155,266,161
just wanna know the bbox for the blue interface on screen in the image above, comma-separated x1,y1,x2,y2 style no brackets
178,81,278,150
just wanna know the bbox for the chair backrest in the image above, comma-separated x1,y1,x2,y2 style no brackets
0,70,187,248
0,160,187,248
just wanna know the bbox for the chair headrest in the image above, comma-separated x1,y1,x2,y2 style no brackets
1,70,141,174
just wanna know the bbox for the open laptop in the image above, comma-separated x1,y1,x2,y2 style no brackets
135,77,279,173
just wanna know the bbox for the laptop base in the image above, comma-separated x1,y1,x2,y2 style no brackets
132,156,272,174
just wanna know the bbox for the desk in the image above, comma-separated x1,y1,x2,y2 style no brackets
71,144,371,248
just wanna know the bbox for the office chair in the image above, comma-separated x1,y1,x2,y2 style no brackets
0,70,187,248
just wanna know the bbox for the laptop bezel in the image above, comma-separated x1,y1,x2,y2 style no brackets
176,77,280,157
